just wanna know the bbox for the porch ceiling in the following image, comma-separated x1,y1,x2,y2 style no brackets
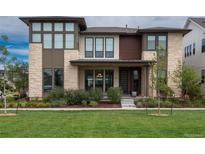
70,59,155,66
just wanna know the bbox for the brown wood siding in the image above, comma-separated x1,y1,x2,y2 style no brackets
43,50,64,68
119,35,142,60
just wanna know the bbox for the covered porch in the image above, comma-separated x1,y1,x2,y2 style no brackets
70,59,155,97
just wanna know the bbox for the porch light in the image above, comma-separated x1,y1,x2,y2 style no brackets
96,73,103,78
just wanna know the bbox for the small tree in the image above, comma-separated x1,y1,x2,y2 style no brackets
172,62,201,99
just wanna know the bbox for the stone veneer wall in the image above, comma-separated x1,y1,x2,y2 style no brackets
64,50,79,90
167,33,183,96
29,43,43,98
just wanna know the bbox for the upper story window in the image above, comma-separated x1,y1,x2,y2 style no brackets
105,38,114,58
158,36,167,50
95,38,104,58
43,34,52,49
32,34,41,43
202,38,205,53
54,34,63,49
54,23,63,31
65,23,74,31
65,34,74,49
32,23,41,31
43,23,52,31
85,38,94,58
147,35,156,50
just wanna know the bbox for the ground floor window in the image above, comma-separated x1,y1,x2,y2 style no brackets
43,68,64,92
85,69,114,92
201,69,205,84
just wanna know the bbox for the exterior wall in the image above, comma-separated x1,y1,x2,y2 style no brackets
79,66,119,90
183,21,205,95
141,51,156,60
64,50,79,90
167,33,183,96
29,43,43,98
79,35,119,59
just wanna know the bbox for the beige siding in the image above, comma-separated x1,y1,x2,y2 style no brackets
167,33,183,96
29,43,43,98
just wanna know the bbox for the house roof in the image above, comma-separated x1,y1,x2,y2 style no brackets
19,16,87,30
70,59,155,66
186,17,205,30
81,26,191,35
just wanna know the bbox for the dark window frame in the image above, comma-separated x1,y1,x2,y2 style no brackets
95,37,104,58
202,38,205,53
85,70,94,90
193,43,196,55
54,68,64,88
105,37,114,58
201,69,205,84
85,37,94,58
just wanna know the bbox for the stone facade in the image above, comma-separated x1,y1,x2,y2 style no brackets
167,33,183,96
29,43,43,98
141,51,156,60
64,50,79,90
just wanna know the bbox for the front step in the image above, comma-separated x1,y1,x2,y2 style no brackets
121,98,136,108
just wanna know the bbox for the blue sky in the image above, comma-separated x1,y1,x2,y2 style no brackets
0,16,189,63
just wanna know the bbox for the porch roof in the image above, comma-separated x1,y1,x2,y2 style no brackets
70,59,155,66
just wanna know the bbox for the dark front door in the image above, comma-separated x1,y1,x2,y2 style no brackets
119,67,141,95
119,69,129,94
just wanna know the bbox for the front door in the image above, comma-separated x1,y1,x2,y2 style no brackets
119,68,141,95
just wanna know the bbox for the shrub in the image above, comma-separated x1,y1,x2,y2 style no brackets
17,102,27,108
6,96,15,102
47,87,65,102
36,103,50,108
107,87,123,103
81,100,87,106
64,89,76,105
88,88,102,102
89,101,98,107
0,103,3,108
7,103,17,108
75,90,89,104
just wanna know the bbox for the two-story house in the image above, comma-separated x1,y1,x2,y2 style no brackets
183,17,205,95
19,16,190,99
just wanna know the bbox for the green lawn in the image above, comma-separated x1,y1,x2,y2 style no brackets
0,110,205,137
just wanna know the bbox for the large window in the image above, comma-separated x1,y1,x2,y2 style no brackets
85,70,94,90
54,23,63,31
158,36,167,50
105,38,114,58
201,69,205,84
65,34,74,49
54,68,64,87
43,23,52,31
32,34,41,42
202,38,205,53
32,23,41,31
65,23,74,31
43,34,52,49
147,35,156,50
105,70,113,91
190,44,192,56
95,38,104,58
85,38,93,58
85,69,114,92
193,43,196,55
54,34,63,49
43,69,52,92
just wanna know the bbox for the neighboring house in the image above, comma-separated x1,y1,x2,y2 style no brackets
183,17,205,95
19,16,190,99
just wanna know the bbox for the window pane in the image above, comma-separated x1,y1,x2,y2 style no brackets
147,35,155,50
202,38,205,53
193,43,195,55
95,70,104,91
32,23,41,31
65,34,74,48
105,38,114,58
105,70,113,91
43,34,52,49
85,38,93,58
54,68,63,87
65,23,74,31
95,38,104,58
158,36,167,50
85,70,93,90
54,23,63,31
54,34,63,49
43,23,52,31
201,70,205,83
32,34,41,42
43,69,52,92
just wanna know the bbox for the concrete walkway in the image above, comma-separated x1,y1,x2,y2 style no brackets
1,108,205,111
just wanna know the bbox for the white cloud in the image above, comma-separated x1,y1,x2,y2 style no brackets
8,48,28,56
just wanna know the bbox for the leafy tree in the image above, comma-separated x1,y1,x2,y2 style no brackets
172,62,201,99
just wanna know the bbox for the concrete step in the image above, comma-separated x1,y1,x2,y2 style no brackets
121,98,136,108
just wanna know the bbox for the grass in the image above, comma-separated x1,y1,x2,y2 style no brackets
0,110,205,137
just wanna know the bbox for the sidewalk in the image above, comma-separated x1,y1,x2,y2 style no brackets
1,108,205,111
